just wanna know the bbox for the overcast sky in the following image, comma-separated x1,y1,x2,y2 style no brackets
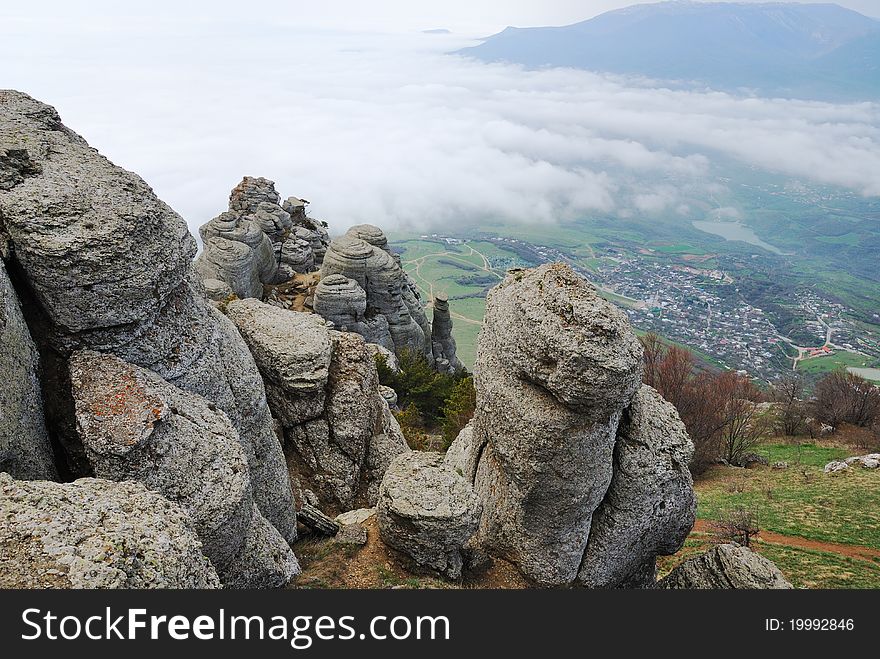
2,1,879,235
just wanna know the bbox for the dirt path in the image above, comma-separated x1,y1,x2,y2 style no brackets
692,519,880,562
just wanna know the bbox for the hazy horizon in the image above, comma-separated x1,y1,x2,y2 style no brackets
2,1,879,236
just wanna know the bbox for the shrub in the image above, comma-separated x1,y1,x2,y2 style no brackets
710,506,760,548
812,370,880,430
440,377,476,449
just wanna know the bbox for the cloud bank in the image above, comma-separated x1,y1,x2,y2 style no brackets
2,16,879,237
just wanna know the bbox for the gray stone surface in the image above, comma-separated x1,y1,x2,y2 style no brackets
226,299,331,426
0,91,295,542
577,384,696,588
660,543,793,589
335,508,376,526
378,451,481,579
469,263,643,587
431,292,462,373
70,350,299,588
0,259,56,480
0,473,220,588
225,298,408,513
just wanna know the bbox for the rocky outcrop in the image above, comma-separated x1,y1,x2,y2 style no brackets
430,292,462,373
317,226,433,362
70,351,300,588
577,385,696,588
465,264,644,587
660,544,793,589
0,473,220,588
378,451,481,579
224,298,408,513
196,179,331,302
0,260,56,480
442,263,697,588
0,91,295,542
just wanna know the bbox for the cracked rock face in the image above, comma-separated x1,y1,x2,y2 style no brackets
0,91,295,542
577,384,696,588
70,350,300,588
378,451,481,579
466,263,644,587
660,544,793,589
224,299,408,513
0,259,56,480
0,473,221,589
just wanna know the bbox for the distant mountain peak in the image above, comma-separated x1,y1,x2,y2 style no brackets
458,1,880,101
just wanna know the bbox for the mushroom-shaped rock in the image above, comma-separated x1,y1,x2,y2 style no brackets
0,259,57,480
70,350,300,588
378,452,481,579
660,544,793,589
313,274,368,328
0,473,220,589
469,263,643,586
225,299,332,427
577,384,696,588
346,224,389,252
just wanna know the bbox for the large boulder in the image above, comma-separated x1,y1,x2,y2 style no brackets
660,544,793,589
226,299,331,426
70,350,300,588
577,385,696,588
0,259,56,480
468,263,643,587
0,473,220,588
378,451,481,579
0,91,295,542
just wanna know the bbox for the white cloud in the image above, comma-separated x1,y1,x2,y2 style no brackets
1,15,879,238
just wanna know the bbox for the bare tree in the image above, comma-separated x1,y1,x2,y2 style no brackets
710,507,760,547
770,375,808,437
715,371,771,465
812,370,880,430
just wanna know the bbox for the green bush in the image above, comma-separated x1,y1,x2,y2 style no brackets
376,350,475,448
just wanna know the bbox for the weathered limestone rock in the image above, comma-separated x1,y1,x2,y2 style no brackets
70,350,300,588
378,451,481,579
845,453,880,469
577,385,696,588
0,259,56,480
196,210,281,299
660,544,793,589
467,263,644,587
226,299,331,427
431,292,462,373
0,473,220,588
336,508,376,526
319,230,429,360
0,91,295,542
224,298,408,513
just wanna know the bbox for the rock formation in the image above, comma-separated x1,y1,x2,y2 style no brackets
225,298,408,513
660,544,793,589
0,91,296,543
0,259,56,480
196,178,331,302
430,291,462,373
378,451,481,579
70,350,300,588
464,264,644,586
441,263,698,587
577,384,696,588
0,473,220,588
